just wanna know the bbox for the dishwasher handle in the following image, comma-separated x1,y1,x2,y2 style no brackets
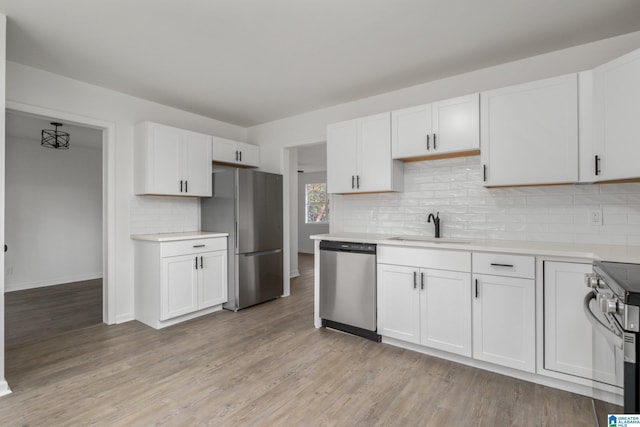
319,240,376,254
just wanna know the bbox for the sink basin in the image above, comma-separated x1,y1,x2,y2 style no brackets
388,236,471,244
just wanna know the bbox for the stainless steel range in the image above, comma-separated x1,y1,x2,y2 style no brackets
585,260,640,419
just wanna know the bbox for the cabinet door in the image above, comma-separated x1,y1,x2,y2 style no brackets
593,48,640,181
391,104,431,159
432,93,479,154
473,274,535,372
358,112,393,192
377,264,420,344
238,142,260,167
183,131,212,197
544,261,621,386
212,137,239,164
161,254,198,320
199,250,228,309
148,123,183,195
480,74,578,186
327,119,358,194
420,269,472,357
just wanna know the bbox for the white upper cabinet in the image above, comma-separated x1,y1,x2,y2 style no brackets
212,136,260,168
480,74,579,187
591,48,640,182
392,93,480,160
135,121,212,197
326,112,403,194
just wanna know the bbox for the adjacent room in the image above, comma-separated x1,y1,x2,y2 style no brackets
4,112,103,349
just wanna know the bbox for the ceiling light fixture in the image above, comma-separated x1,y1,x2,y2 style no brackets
41,122,70,149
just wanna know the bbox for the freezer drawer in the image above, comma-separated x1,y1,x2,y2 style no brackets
235,249,283,310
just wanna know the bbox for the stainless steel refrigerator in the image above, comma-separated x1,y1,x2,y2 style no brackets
201,166,283,311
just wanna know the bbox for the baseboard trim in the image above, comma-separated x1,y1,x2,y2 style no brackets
115,313,135,324
5,272,103,292
0,379,12,397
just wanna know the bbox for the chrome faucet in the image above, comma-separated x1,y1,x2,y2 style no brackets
427,212,441,238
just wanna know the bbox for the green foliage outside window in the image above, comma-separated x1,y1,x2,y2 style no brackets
305,183,329,224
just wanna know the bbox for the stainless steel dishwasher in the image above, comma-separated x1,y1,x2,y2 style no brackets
319,240,380,342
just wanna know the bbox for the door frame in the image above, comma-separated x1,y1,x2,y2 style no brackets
6,101,117,324
281,137,326,298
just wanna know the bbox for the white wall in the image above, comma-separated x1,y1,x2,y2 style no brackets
5,135,102,291
248,31,640,175
247,31,640,257
332,156,640,245
5,61,247,323
298,171,329,253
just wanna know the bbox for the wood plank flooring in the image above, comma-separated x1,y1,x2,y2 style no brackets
5,279,103,349
0,254,612,425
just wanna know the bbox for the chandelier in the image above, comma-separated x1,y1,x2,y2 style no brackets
41,122,70,149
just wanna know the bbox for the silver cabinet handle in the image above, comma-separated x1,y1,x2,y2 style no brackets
475,278,479,298
433,133,437,150
352,176,355,189
426,134,430,150
195,256,198,270
356,175,360,189
193,244,205,248
180,180,183,192
185,180,188,193
421,272,425,290
490,263,514,268
413,271,417,289
200,256,203,269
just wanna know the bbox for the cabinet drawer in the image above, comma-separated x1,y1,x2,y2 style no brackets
378,246,471,272
472,252,535,279
161,238,227,258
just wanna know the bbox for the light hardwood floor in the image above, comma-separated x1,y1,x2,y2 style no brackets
0,254,612,425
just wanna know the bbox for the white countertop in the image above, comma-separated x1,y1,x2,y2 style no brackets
131,231,228,242
310,232,640,263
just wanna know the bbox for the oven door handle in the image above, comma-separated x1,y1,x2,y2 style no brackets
584,291,624,349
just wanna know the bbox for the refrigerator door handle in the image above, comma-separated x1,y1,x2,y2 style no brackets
240,248,283,257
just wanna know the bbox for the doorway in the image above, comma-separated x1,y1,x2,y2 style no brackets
4,112,104,348
283,141,327,292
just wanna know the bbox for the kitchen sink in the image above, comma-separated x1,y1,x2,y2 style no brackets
388,236,471,244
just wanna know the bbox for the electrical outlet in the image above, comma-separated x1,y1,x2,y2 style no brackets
589,209,603,226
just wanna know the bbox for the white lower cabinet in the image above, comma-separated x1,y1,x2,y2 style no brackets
543,261,622,387
471,252,536,373
420,269,472,356
377,246,472,357
472,273,536,373
377,264,421,343
135,237,228,329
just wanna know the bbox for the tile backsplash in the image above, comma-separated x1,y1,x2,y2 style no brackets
130,195,199,235
331,156,640,246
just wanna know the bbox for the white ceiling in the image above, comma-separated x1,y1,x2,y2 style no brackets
6,112,103,149
0,1,639,127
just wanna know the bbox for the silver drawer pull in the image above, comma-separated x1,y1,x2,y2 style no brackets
490,263,514,268
193,244,206,248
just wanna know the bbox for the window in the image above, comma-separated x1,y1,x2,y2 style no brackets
305,183,329,224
